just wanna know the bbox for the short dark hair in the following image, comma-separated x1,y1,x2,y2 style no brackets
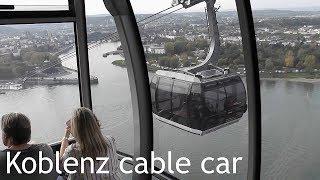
1,113,31,145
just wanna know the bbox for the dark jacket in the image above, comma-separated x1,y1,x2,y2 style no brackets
0,143,58,180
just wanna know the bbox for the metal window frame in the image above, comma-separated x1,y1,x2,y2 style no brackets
0,0,75,24
236,0,262,180
0,0,92,109
103,1,153,180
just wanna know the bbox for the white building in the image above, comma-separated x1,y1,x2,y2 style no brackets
0,82,23,90
144,44,166,54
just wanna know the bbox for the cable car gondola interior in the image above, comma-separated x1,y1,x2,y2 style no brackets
0,0,261,179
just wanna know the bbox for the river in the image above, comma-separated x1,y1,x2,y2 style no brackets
1,42,320,179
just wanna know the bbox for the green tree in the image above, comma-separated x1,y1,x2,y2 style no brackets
265,59,274,71
304,55,316,72
195,38,209,50
165,42,174,55
186,42,196,51
158,56,180,68
174,40,188,54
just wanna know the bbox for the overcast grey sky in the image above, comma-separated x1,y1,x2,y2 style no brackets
0,0,319,15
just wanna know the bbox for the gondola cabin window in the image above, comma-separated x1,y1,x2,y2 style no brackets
157,77,173,119
171,80,191,125
150,76,158,112
225,77,247,109
203,82,226,114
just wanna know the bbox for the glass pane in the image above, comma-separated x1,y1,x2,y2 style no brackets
0,0,69,11
0,23,79,147
131,0,249,179
251,0,320,179
157,77,173,119
84,0,134,156
150,75,158,111
172,80,189,120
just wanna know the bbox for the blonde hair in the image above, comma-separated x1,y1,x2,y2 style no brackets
71,107,109,158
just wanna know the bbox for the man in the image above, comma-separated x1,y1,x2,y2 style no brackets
0,112,57,180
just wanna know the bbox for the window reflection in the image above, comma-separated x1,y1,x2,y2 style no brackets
0,23,79,147
85,0,134,156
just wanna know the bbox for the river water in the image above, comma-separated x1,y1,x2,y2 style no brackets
1,42,320,179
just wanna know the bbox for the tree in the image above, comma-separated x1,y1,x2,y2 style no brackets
217,58,228,66
0,66,15,79
304,55,316,72
284,50,295,67
265,59,274,71
174,40,188,54
165,42,174,55
169,56,180,68
195,38,209,50
297,48,306,60
158,56,180,68
296,60,304,69
186,42,196,51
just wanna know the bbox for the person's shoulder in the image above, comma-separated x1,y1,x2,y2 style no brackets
29,143,54,156
31,143,52,151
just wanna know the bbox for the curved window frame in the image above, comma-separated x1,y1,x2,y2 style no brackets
104,0,261,179
0,0,261,179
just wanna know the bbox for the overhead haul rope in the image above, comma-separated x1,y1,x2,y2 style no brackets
58,5,183,61
22,18,177,81
21,5,183,80
59,6,184,60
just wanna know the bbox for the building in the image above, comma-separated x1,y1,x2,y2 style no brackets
143,44,166,54
0,82,23,90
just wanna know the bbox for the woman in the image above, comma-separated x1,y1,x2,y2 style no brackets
60,107,121,180
0,113,57,180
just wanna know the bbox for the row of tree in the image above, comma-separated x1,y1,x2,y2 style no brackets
217,42,320,72
0,49,62,79
145,37,208,69
258,43,320,72
164,37,209,55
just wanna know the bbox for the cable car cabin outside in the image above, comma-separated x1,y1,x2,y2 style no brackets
151,69,247,135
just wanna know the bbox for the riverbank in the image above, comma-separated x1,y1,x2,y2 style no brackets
260,77,320,84
112,59,162,72
111,60,320,84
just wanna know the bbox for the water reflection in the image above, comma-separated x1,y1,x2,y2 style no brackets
284,80,295,89
261,80,277,90
260,79,320,179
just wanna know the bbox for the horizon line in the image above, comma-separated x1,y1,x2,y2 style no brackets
86,7,320,16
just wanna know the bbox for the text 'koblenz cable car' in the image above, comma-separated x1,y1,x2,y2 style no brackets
151,0,247,135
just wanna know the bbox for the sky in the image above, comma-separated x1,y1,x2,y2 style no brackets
0,0,319,15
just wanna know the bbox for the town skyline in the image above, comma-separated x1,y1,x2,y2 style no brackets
0,0,319,15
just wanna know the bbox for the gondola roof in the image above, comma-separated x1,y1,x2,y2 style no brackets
155,69,240,84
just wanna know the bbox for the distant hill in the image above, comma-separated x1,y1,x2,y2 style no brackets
252,9,320,18
0,26,21,35
282,6,320,11
1,9,319,35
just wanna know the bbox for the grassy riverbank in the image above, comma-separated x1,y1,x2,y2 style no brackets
112,60,320,83
111,60,162,72
260,77,320,83
111,60,126,68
